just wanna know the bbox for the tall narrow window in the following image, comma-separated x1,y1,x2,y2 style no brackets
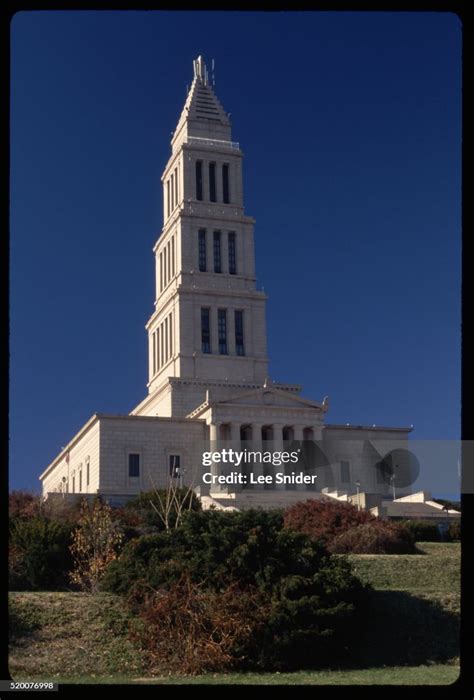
72,475,75,493
152,331,156,374
160,252,163,292
222,163,230,203
209,162,216,202
228,232,237,275
218,309,228,355
129,453,140,478
163,247,167,287
196,160,203,201
198,229,207,271
201,308,211,353
79,470,82,492
174,167,178,208
235,310,245,356
157,327,161,369
169,454,181,478
213,231,221,273
86,462,90,486
171,235,175,277
166,180,170,218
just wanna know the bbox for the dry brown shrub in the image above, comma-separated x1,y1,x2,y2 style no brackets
129,576,271,675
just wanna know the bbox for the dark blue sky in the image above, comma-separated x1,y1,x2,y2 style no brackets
10,11,461,495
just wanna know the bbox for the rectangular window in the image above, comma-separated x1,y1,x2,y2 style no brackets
340,460,351,483
201,308,211,353
171,235,175,277
169,454,181,478
163,247,167,287
152,332,156,375
160,252,163,292
235,310,245,356
129,453,140,478
86,462,90,486
198,229,207,271
72,476,75,493
196,160,203,201
218,309,228,355
166,180,170,218
209,162,216,202
222,163,230,203
228,232,236,275
164,317,168,363
79,470,82,492
213,231,221,273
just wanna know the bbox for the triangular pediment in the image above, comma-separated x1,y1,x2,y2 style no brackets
216,387,324,411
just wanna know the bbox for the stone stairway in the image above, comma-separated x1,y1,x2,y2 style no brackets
202,490,324,511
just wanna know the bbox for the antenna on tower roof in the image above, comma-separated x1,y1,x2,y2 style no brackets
211,58,215,86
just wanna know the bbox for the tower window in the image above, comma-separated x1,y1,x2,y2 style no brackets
340,460,350,483
166,180,170,218
213,231,222,273
218,309,228,355
199,229,207,271
209,162,216,202
201,308,211,354
152,331,156,375
79,470,82,492
222,163,230,203
86,462,90,486
228,232,237,275
235,310,245,356
129,453,140,478
196,160,203,201
169,454,181,478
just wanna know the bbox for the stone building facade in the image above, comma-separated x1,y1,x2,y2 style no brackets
40,57,415,510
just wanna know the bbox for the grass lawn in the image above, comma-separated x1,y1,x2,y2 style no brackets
347,542,460,592
9,542,460,685
14,666,460,685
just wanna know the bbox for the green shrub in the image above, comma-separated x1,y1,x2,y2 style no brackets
104,509,370,670
329,522,417,554
9,517,75,590
399,519,440,543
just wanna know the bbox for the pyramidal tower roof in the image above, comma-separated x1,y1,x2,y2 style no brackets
171,56,233,152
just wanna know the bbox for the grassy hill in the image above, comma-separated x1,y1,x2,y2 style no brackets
9,542,460,685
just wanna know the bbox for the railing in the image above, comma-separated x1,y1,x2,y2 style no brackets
186,136,240,150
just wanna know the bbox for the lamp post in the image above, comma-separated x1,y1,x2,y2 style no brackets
355,479,361,511
390,470,396,501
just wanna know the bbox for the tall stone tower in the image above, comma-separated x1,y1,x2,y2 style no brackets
133,56,272,418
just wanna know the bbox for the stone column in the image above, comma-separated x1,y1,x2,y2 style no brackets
229,422,242,491
208,421,221,493
292,424,307,491
272,424,285,490
249,423,263,489
221,230,229,275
